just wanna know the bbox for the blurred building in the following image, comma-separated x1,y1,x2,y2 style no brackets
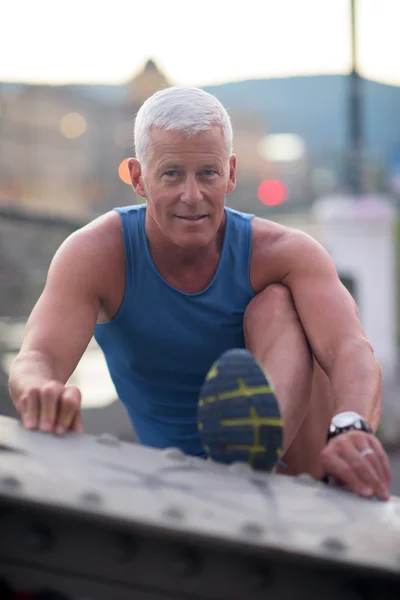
0,60,173,217
1,68,398,218
0,59,278,218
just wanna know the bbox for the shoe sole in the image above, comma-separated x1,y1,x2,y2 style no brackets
197,349,284,471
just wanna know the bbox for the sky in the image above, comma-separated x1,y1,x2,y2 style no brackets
1,0,399,87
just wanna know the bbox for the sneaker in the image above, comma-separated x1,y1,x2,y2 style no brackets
197,348,284,471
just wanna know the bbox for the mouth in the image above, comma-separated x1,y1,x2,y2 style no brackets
174,214,209,221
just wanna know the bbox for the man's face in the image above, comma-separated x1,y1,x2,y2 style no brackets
129,126,236,248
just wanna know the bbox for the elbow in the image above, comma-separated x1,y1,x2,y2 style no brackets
339,334,376,357
329,335,381,375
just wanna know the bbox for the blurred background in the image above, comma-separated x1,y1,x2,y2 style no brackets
1,0,400,489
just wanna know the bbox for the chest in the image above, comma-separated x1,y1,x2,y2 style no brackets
155,262,220,295
98,253,222,321
110,290,250,379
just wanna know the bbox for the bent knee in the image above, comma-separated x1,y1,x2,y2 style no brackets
244,284,296,329
257,283,294,307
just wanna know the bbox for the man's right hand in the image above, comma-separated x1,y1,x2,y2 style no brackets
15,381,84,435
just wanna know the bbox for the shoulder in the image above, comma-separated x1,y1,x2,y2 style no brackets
251,216,327,257
79,209,123,247
48,210,124,294
250,217,329,292
58,210,122,262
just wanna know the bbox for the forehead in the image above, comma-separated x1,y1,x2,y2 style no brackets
147,126,226,166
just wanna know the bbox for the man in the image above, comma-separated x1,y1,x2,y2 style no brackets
8,86,391,501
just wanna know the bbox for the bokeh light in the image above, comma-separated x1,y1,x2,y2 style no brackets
257,179,288,206
118,158,131,185
258,133,305,163
59,112,87,139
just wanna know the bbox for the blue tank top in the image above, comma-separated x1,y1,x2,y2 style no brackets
94,204,255,457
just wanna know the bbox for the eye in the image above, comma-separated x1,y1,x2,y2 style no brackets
202,170,216,176
163,170,179,177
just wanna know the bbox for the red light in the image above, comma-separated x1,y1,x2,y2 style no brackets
257,179,288,206
118,158,131,185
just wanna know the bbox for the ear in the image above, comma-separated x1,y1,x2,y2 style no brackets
128,158,147,198
226,154,237,194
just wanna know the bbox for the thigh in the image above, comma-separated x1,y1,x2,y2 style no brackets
278,359,334,479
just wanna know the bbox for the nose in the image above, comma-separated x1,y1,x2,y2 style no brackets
180,175,203,205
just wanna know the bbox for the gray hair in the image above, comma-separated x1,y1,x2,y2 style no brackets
134,86,233,165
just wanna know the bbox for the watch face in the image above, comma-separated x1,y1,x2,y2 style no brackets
332,411,361,428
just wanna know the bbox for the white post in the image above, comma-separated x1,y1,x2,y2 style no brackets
313,195,398,381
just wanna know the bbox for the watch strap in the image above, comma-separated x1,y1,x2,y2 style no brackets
327,416,372,442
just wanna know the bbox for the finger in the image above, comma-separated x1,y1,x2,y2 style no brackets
360,451,388,497
322,451,372,498
71,411,84,434
345,444,386,499
56,387,81,435
368,437,392,493
22,390,40,430
14,392,26,415
369,436,391,485
352,431,390,493
39,382,62,432
353,434,384,479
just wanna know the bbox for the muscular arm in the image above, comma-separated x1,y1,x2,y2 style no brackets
9,230,100,398
8,211,122,431
281,232,381,430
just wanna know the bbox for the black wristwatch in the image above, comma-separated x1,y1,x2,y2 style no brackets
327,411,373,442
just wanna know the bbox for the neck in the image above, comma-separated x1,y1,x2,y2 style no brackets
145,211,225,274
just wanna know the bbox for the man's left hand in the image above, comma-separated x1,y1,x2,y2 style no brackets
320,430,391,501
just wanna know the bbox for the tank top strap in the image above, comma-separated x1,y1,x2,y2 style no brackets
216,207,255,296
114,204,146,307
